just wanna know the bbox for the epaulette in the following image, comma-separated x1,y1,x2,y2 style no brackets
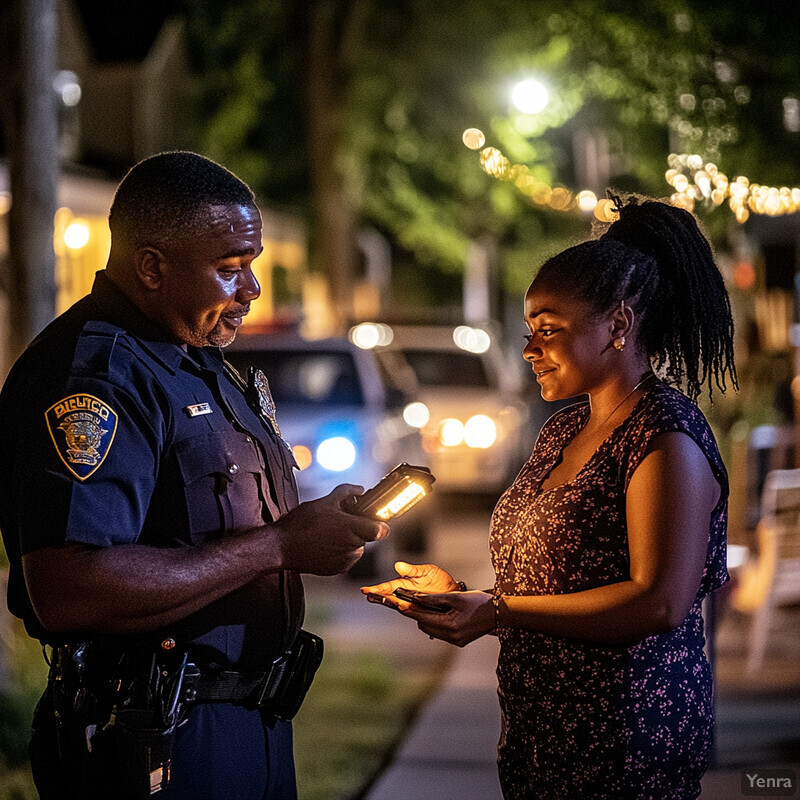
71,321,125,380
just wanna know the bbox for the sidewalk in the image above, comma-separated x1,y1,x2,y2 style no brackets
312,494,800,800
363,507,504,800
363,601,800,800
366,634,503,800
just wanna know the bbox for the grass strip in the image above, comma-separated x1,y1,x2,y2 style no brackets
293,642,449,800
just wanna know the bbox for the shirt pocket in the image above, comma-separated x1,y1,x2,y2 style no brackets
174,430,264,543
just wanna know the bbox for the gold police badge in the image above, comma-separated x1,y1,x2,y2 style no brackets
45,394,118,480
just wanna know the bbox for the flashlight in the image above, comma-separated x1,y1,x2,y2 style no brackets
341,462,436,521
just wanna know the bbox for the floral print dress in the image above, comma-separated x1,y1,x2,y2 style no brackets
490,382,728,799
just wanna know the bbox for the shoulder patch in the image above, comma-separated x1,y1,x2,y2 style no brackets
45,394,118,480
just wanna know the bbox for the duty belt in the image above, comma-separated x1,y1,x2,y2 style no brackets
185,629,323,720
192,668,276,704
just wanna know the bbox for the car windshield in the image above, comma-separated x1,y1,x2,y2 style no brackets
225,350,365,407
400,349,490,388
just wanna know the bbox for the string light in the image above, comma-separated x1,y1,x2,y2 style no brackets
479,146,510,179
462,128,486,150
665,153,800,223
465,128,800,225
466,128,618,222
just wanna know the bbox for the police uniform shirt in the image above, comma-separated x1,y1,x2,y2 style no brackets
0,271,303,670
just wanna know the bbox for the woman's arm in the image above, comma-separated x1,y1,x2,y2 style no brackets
496,431,718,642
408,432,719,647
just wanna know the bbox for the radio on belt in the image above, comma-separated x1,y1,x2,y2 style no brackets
341,462,435,521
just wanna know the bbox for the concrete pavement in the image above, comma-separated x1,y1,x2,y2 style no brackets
361,598,800,800
362,501,504,800
366,635,503,800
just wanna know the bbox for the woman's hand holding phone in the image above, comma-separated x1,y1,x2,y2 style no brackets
361,561,461,611
364,570,497,647
392,587,452,612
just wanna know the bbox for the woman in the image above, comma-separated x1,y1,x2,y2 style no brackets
363,197,737,799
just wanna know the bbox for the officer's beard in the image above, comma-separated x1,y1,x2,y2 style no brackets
179,308,249,349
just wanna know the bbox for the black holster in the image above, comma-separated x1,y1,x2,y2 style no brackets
250,628,324,719
191,629,324,721
90,708,177,798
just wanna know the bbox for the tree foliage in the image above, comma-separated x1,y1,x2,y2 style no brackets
183,0,800,303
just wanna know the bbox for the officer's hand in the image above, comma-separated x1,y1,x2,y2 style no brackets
274,484,389,575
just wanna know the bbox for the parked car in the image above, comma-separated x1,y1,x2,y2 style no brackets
225,331,424,569
226,332,420,499
351,323,529,495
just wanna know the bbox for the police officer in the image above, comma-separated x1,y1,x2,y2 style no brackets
0,152,388,799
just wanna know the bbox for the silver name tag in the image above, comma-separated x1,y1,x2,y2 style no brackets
185,403,213,417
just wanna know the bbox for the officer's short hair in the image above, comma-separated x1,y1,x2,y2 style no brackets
109,151,257,251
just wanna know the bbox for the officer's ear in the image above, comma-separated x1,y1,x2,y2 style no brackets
134,247,167,291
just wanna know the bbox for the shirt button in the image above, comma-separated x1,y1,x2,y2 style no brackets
228,463,239,475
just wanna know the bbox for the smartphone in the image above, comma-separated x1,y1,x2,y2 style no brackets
393,587,451,613
341,463,435,521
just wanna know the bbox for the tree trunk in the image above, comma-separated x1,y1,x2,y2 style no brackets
302,0,359,334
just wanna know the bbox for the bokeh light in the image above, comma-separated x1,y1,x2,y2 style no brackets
733,261,756,291
462,128,486,150
349,322,394,349
467,133,800,224
403,402,430,428
480,147,510,179
64,221,90,249
439,418,465,447
453,325,491,354
316,437,356,471
576,190,598,213
666,152,800,222
292,445,313,471
464,415,497,449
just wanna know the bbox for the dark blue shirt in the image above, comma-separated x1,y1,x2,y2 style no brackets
0,272,303,669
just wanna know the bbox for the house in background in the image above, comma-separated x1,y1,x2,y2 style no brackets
0,0,308,376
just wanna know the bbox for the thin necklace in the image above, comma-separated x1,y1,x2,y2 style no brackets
590,372,656,431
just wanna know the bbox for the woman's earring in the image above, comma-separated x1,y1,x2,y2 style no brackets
613,336,626,351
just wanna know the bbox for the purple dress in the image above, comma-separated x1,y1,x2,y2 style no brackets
490,383,728,799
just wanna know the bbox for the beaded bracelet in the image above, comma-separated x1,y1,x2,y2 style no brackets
454,580,467,592
491,592,502,630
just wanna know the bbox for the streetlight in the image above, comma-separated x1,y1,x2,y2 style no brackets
511,78,549,115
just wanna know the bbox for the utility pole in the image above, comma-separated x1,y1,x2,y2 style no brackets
0,0,59,690
0,0,59,374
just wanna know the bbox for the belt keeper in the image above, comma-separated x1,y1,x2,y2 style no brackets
255,659,285,708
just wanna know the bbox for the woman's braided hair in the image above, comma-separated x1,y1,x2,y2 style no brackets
533,195,738,401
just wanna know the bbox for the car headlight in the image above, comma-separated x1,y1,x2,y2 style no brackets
349,322,394,349
403,401,430,428
453,325,491,354
464,414,497,448
439,418,465,447
316,437,357,471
